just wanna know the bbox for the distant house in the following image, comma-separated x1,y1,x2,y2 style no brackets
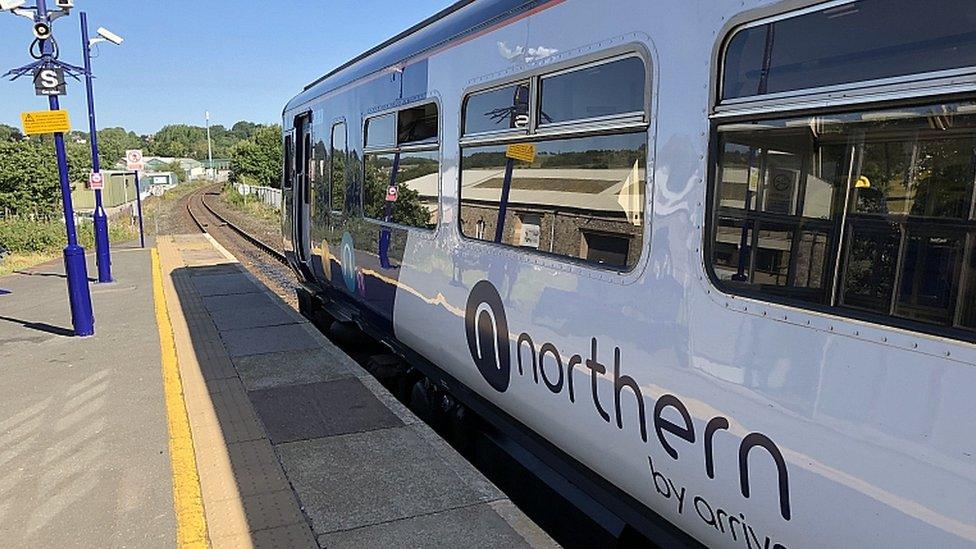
115,156,205,181
202,159,232,183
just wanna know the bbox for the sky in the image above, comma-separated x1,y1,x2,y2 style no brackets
0,0,454,135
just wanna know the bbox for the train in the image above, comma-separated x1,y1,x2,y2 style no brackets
281,0,976,546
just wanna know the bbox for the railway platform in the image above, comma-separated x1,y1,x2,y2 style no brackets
0,235,554,548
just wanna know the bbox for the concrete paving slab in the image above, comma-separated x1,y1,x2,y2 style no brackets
206,489,305,541
220,323,321,358
187,264,244,278
191,273,262,297
318,502,533,549
249,378,403,444
202,292,279,313
209,303,298,331
182,249,228,263
276,425,495,534
232,347,357,391
213,522,317,549
196,439,289,499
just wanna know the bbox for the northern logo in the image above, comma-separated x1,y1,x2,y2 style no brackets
464,280,511,392
462,279,793,526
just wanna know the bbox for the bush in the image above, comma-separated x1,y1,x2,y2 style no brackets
0,216,138,255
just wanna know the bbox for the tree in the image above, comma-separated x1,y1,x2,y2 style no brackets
0,124,23,142
162,161,184,184
363,154,431,228
96,127,143,168
230,125,283,188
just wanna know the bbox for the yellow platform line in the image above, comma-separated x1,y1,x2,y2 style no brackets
151,248,210,548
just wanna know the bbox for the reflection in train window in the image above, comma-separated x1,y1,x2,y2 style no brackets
364,150,439,230
540,57,645,125
330,122,347,213
363,103,440,231
397,103,438,144
459,132,646,270
722,0,976,100
463,82,530,135
283,135,293,189
365,113,395,148
709,101,976,337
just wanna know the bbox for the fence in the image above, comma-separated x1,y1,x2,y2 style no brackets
234,183,282,211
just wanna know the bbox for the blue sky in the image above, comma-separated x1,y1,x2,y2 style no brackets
0,0,453,134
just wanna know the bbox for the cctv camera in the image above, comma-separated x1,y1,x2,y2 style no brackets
33,22,52,40
0,0,26,11
55,0,73,7
97,27,124,46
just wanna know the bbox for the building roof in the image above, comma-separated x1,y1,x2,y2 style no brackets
405,166,646,219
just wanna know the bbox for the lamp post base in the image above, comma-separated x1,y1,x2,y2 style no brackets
93,205,113,283
63,244,95,337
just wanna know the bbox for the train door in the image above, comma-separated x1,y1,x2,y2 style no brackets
293,113,313,270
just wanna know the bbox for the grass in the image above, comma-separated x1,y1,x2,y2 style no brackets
0,216,139,276
0,252,58,277
221,185,280,226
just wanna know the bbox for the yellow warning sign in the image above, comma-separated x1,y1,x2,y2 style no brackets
20,110,70,135
506,143,536,163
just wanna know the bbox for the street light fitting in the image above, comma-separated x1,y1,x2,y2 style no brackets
0,0,25,11
96,27,124,46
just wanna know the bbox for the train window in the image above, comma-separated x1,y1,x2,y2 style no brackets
397,103,438,144
539,57,645,125
463,82,530,135
330,122,347,213
365,113,395,148
722,0,976,100
708,101,976,337
283,134,293,189
460,132,646,270
363,103,440,230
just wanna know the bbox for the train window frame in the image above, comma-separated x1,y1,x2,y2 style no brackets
707,6,976,343
457,50,652,274
361,99,442,233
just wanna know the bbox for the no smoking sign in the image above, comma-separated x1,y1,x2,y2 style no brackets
89,171,104,190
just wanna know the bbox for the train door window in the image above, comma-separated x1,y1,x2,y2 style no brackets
330,122,347,213
709,102,976,337
363,102,440,230
283,134,293,189
459,53,648,272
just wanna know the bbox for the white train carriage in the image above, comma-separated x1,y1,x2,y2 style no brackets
282,0,976,546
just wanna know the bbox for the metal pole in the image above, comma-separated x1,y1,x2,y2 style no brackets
81,11,112,283
38,0,95,336
134,170,145,248
205,111,214,181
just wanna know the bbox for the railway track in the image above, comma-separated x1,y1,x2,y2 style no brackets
183,184,299,305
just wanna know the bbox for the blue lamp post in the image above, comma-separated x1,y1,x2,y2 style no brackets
80,11,122,283
2,0,95,336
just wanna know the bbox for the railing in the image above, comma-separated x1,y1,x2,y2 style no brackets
234,183,282,211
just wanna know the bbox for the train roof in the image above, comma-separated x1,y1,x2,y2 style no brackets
284,0,545,113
